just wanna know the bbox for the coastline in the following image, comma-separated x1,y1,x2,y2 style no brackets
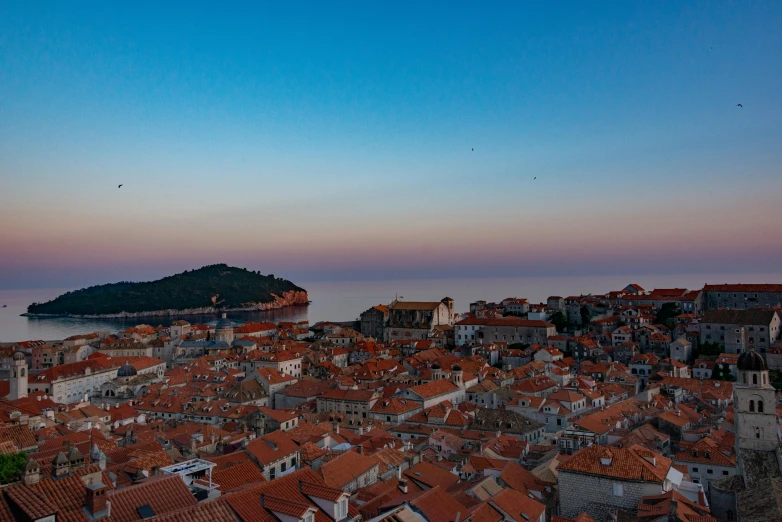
21,290,310,319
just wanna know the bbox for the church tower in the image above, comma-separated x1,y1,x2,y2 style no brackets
214,313,235,343
734,345,777,451
9,351,28,400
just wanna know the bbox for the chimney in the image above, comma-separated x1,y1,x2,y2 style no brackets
398,479,409,494
357,445,364,455
86,482,110,518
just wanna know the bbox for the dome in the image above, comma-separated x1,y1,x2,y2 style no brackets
738,348,766,372
13,351,25,361
215,313,233,330
452,365,463,372
431,363,441,370
117,362,138,378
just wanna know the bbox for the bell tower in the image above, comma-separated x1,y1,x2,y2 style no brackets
9,351,28,400
734,345,777,451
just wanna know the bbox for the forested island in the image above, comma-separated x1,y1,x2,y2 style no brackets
24,264,309,318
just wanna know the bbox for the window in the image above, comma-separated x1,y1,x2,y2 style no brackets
692,467,699,473
723,471,729,476
707,469,713,474
612,483,623,496
304,514,314,522
749,400,755,412
758,401,764,413
337,499,348,519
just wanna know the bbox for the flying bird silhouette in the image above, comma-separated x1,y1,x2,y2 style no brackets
736,104,743,108
534,177,537,180
471,148,474,151
118,184,123,188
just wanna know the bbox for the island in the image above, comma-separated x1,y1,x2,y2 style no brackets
23,264,309,318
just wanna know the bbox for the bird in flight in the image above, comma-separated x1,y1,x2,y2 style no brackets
736,104,743,108
471,148,474,151
534,177,537,180
118,184,123,188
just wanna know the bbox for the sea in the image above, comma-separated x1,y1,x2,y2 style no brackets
1,273,781,343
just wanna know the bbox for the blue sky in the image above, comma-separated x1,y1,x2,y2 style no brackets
1,1,781,288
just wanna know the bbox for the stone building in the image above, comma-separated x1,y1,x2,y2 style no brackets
8,351,28,400
99,363,161,403
99,338,152,358
699,309,780,354
385,298,454,342
557,444,679,520
246,430,301,481
709,346,782,521
670,338,693,363
316,389,379,419
478,317,557,345
359,304,388,339
703,283,782,310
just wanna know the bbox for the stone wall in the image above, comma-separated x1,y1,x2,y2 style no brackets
558,471,650,519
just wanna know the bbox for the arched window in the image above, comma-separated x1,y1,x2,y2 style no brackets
763,374,767,384
753,374,758,385
758,401,764,413
20,368,25,377
749,400,755,412
755,427,762,439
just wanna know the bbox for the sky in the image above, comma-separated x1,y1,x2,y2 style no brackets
1,1,781,289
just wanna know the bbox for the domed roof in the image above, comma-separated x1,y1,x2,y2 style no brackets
13,350,25,361
738,348,766,372
117,362,137,377
431,363,441,370
215,313,233,330
452,365,463,372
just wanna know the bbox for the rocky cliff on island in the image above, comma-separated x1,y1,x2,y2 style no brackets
24,264,309,318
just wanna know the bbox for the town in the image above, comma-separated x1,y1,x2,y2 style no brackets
1,283,781,522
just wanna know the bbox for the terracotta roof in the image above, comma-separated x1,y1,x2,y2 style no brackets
371,398,420,414
701,309,778,325
558,444,671,483
703,284,782,293
403,461,459,489
483,487,546,522
3,484,58,520
407,379,459,399
225,467,343,522
108,474,197,521
319,450,378,489
408,486,468,522
208,460,266,492
151,498,239,522
390,301,443,311
300,482,347,502
246,431,299,466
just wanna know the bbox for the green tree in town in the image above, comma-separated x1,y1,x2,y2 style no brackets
656,302,683,330
0,452,27,484
550,311,568,332
580,305,593,327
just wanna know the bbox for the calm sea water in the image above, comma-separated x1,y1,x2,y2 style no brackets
1,273,781,342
